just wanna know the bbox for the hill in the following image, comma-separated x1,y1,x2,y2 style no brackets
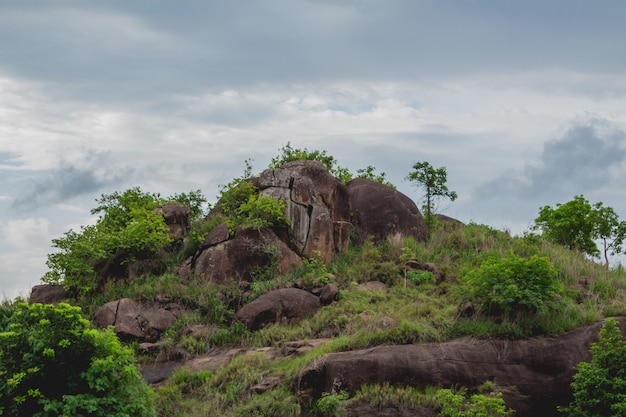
16,153,626,416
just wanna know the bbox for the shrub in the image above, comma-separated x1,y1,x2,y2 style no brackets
464,252,564,317
564,317,626,417
437,387,512,417
0,303,155,417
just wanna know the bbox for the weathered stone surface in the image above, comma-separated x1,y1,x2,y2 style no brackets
319,283,339,305
94,298,181,342
193,228,302,285
29,284,67,304
347,178,428,244
252,160,351,263
297,317,626,417
156,202,191,241
235,288,321,331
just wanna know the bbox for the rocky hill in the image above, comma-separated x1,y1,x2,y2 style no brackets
30,160,626,417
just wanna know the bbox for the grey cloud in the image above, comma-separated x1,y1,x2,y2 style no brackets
12,151,131,211
476,118,626,203
1,1,625,103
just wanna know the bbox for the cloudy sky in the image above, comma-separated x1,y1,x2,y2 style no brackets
1,1,625,299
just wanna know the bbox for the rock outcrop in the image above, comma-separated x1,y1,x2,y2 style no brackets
297,317,626,416
252,160,351,263
347,178,428,244
94,298,182,342
234,288,321,331
29,284,67,304
192,227,302,285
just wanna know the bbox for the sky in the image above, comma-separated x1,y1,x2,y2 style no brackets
1,0,626,299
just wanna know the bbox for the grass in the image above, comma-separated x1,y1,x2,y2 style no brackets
16,218,626,416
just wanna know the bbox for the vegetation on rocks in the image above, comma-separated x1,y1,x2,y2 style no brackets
4,146,626,416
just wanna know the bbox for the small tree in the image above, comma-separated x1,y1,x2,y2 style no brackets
406,161,457,220
533,196,626,267
564,317,626,417
0,303,155,417
533,195,598,257
592,203,626,268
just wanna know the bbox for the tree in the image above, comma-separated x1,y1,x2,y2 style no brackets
533,195,598,257
0,303,155,417
533,195,626,266
406,161,457,219
564,317,626,417
592,202,626,268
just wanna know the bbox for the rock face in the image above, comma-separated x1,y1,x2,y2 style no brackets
234,288,321,331
156,202,191,241
29,284,67,304
94,298,181,342
347,178,428,244
192,228,302,285
297,317,626,417
252,160,351,263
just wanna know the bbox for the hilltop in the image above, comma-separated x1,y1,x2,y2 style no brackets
20,150,626,416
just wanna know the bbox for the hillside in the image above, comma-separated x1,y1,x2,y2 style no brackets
15,155,626,417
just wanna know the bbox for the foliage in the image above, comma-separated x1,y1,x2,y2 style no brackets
0,303,155,417
355,165,395,188
213,165,290,235
533,195,626,266
436,387,512,417
42,187,173,293
564,317,626,417
464,252,565,317
406,161,457,220
269,142,351,182
314,391,348,416
169,189,208,223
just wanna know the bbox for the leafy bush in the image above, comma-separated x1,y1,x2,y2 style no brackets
564,317,626,417
0,303,155,417
437,388,512,417
315,391,348,417
42,187,174,293
464,253,564,317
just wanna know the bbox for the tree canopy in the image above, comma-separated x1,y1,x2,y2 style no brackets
406,161,457,220
0,303,155,417
533,195,626,266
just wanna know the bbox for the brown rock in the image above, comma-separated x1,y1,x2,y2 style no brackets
297,317,626,417
29,284,67,304
355,281,388,292
235,288,321,331
347,178,428,244
319,283,339,305
94,298,181,342
156,202,191,241
193,228,302,285
252,160,351,263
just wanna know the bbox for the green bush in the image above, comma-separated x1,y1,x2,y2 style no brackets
564,317,626,417
0,303,155,417
464,252,564,317
437,388,512,417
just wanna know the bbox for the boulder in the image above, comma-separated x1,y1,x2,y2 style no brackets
94,298,181,342
347,178,428,244
156,202,191,241
235,288,321,331
319,283,339,305
193,228,302,285
252,160,351,263
297,317,626,417
29,284,67,304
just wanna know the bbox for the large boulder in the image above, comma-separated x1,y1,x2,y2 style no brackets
192,227,302,285
29,284,67,304
156,202,191,241
234,288,321,331
252,160,351,263
347,178,428,244
297,317,626,416
94,298,181,342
